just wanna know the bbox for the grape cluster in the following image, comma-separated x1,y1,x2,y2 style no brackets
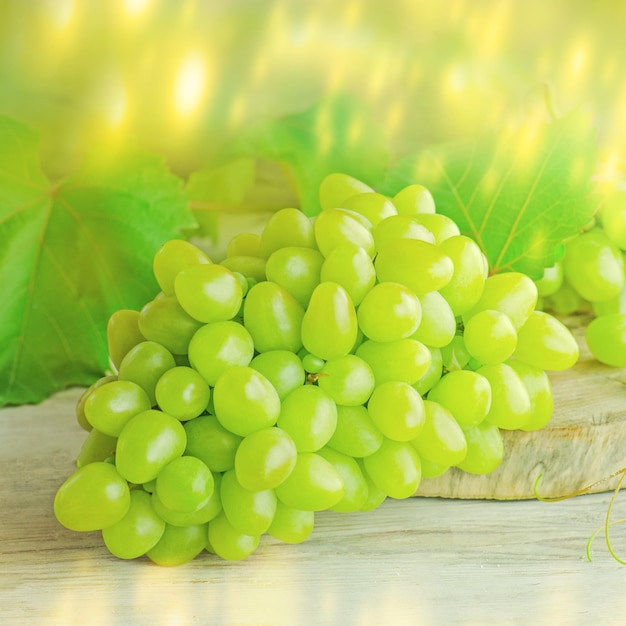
54,173,580,566
537,193,626,367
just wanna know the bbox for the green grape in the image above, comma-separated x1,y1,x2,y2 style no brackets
326,404,384,457
438,236,486,315
184,414,242,472
463,309,518,365
317,354,375,406
534,263,564,298
477,363,531,430
84,380,152,437
357,459,388,511
155,366,211,421
375,238,454,295
372,215,436,251
508,361,554,431
543,279,589,316
259,207,316,258
427,370,491,428
76,375,117,431
277,385,337,452
367,381,425,442
115,409,187,484
600,195,626,250
227,232,261,258
356,338,432,386
392,184,436,215
412,347,443,395
314,208,375,258
117,341,176,406
317,447,368,512
250,350,306,400
151,473,222,527
413,214,460,243
357,282,422,342
463,272,538,329
456,421,504,474
243,281,305,353
220,469,277,535
220,255,267,283
156,456,214,513
76,428,118,468
563,227,625,302
208,512,260,561
146,522,208,566
420,457,449,478
265,246,324,308
174,263,243,324
341,192,397,226
153,239,211,297
319,243,376,306
188,321,254,386
301,282,358,360
137,296,203,355
440,335,471,371
235,427,297,491
318,172,374,210
142,478,157,493
302,352,325,374
102,490,165,560
213,366,281,437
411,400,467,466
592,285,626,316
513,310,579,370
107,309,145,371
585,313,626,367
54,462,131,532
411,291,456,348
362,438,422,499
267,500,315,544
275,452,345,511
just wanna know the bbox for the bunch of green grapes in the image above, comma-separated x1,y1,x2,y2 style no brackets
54,173,579,566
537,191,626,368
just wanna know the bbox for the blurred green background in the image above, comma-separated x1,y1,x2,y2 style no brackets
1,0,624,182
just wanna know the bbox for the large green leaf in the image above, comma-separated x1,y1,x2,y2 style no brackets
380,111,599,278
0,117,196,407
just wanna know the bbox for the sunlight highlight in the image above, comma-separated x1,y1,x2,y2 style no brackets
122,0,151,18
173,52,208,117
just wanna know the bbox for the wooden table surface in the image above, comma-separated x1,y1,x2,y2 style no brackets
2,388,626,626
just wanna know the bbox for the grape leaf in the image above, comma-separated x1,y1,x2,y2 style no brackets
379,111,599,278
0,116,196,407
217,94,390,216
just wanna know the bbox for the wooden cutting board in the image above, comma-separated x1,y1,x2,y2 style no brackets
416,314,626,500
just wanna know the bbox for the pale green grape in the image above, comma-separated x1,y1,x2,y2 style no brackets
102,490,165,559
427,370,492,428
411,291,456,348
54,462,131,532
319,243,376,306
513,310,579,370
107,309,145,372
413,214,460,243
318,172,374,210
301,352,325,374
115,409,187,484
456,422,504,474
250,350,306,400
76,428,118,468
76,375,117,431
534,263,564,298
155,366,210,421
243,281,305,353
301,282,358,360
326,404,383,457
274,452,345,511
585,313,626,367
375,238,454,295
412,347,443,395
220,256,267,283
478,364,531,430
508,360,554,431
184,414,242,473
314,208,375,258
372,214,436,250
440,335,471,371
317,447,368,513
188,321,254,386
411,400,467,466
392,184,436,215
259,207,316,258
341,192,397,226
156,456,214,514
267,501,314,544
367,381,425,442
362,438,421,499
117,341,176,406
463,309,517,365
153,239,211,297
208,512,260,561
265,246,324,308
227,232,261,258
277,385,337,452
420,457,449,478
357,459,388,511
84,380,152,437
146,522,208,566
592,285,626,316
543,279,589,316
600,195,626,250
317,354,375,406
356,338,431,386
357,282,422,342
